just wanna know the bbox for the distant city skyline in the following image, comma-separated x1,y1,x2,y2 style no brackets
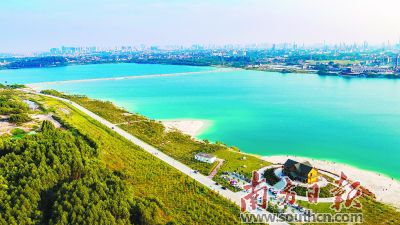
1,0,400,54
45,41,400,54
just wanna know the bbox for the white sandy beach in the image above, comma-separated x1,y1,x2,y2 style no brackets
262,155,400,210
161,119,212,137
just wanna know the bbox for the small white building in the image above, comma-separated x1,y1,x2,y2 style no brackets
194,153,216,164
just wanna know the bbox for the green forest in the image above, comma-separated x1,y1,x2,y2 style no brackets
0,120,172,225
0,90,29,115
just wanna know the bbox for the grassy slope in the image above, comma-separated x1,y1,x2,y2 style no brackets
47,92,271,179
213,149,269,178
28,92,241,224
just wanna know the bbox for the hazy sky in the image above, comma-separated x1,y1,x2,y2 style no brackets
1,0,400,53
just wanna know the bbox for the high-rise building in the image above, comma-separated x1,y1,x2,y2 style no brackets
49,48,60,55
271,44,276,51
363,41,368,50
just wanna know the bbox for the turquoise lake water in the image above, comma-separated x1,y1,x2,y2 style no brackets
0,63,214,84
2,63,399,180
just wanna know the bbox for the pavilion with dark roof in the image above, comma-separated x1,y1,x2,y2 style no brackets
282,159,319,184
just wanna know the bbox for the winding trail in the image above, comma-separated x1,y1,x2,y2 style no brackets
23,89,288,225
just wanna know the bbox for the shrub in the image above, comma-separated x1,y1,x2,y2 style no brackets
9,113,32,125
7,84,26,89
263,168,281,186
11,128,25,136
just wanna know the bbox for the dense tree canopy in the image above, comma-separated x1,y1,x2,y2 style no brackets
0,121,168,225
0,91,29,115
8,113,32,125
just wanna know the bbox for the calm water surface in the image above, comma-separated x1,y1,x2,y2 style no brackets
2,63,399,179
0,63,214,84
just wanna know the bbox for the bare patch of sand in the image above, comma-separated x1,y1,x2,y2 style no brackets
31,114,62,128
0,114,62,136
161,119,212,137
0,121,21,135
262,155,400,210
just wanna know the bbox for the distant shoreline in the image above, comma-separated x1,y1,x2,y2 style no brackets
3,61,400,80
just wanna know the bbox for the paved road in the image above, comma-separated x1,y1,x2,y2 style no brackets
25,90,288,225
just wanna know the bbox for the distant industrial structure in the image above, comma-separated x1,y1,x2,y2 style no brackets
341,67,394,76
